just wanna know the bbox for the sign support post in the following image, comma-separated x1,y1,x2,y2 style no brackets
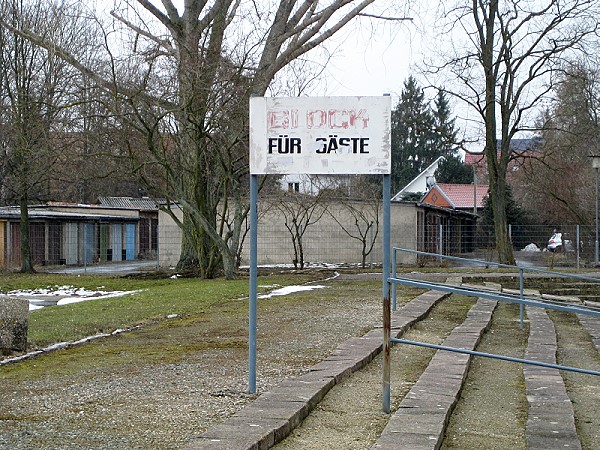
382,173,391,413
248,95,391,395
249,174,258,394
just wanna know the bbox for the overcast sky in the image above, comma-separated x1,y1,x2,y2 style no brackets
318,7,485,153
323,18,424,99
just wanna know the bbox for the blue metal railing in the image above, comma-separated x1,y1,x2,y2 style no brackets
382,248,600,412
391,248,600,325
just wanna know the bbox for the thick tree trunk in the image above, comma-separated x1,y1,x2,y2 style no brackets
480,0,515,266
19,196,34,273
489,175,515,265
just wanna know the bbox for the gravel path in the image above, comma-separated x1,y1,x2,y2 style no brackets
2,272,599,449
0,273,389,449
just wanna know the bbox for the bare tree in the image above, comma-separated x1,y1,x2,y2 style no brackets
425,0,599,264
327,176,381,268
0,0,96,272
1,0,409,278
274,190,328,269
517,61,600,224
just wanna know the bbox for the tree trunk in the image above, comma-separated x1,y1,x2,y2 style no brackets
19,196,34,273
480,0,515,266
489,175,515,265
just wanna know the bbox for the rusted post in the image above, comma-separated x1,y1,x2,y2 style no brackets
382,173,391,413
383,290,391,413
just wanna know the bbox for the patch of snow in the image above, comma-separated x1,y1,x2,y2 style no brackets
56,290,138,306
28,304,45,311
522,243,541,252
258,285,327,299
3,285,140,311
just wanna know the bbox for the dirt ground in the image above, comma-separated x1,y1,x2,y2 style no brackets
1,271,599,449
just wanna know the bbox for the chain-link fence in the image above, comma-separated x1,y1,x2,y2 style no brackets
239,222,597,269
412,223,595,269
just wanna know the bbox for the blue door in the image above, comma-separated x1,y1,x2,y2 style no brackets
126,223,136,260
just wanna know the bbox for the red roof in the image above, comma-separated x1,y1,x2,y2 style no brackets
422,183,489,209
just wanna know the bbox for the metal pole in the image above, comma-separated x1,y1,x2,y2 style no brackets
369,221,374,269
382,174,391,414
83,223,87,273
519,268,524,330
392,248,397,311
438,222,443,263
473,171,477,215
594,167,598,265
392,338,600,377
249,174,258,394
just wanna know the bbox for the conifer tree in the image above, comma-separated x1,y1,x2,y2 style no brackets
391,78,460,193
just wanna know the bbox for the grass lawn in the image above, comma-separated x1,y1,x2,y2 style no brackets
0,271,322,349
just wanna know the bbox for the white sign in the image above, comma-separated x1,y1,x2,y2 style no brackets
249,96,391,175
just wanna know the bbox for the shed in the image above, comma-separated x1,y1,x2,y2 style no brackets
421,183,489,214
0,203,141,270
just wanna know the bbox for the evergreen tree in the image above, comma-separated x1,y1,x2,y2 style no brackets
436,154,473,184
482,184,525,227
391,79,460,193
391,77,435,193
432,90,458,149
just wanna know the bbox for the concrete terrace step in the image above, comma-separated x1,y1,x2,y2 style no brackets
525,306,581,450
372,297,497,450
577,312,600,353
183,289,450,450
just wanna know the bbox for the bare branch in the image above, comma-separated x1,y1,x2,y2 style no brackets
357,12,413,21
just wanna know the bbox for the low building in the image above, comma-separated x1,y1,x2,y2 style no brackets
420,183,489,215
0,199,158,271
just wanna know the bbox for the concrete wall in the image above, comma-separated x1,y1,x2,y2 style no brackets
158,206,183,268
158,200,419,268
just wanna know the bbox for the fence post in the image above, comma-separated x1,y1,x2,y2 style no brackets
370,221,374,269
83,224,87,274
392,248,397,311
438,223,443,263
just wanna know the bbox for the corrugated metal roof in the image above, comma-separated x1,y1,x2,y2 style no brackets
0,207,138,221
97,197,158,210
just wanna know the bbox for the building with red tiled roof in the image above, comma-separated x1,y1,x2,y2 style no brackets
421,183,489,213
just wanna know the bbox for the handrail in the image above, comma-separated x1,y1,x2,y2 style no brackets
382,248,600,413
391,248,600,326
393,247,600,283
